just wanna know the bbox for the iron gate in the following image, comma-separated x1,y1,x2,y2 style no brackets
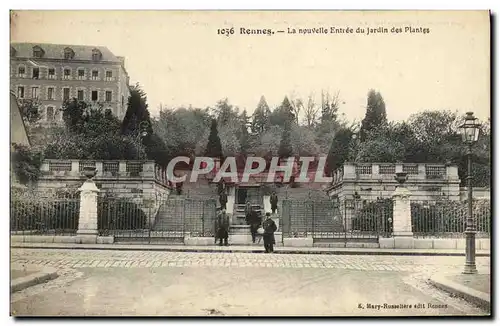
282,198,393,246
98,196,217,244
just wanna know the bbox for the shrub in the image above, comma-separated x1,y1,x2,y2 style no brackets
351,199,393,232
11,144,43,185
10,190,79,233
98,198,148,232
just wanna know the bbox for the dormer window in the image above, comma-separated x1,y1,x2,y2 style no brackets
64,47,75,60
10,46,16,57
92,48,102,61
32,45,45,58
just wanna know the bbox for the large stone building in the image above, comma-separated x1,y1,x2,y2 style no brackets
10,42,131,123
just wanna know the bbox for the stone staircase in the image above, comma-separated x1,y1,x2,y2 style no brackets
229,203,265,245
153,197,185,232
232,203,263,225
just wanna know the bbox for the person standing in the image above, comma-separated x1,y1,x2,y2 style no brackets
270,191,278,215
244,201,252,225
219,190,228,211
262,212,277,253
247,208,262,244
215,208,230,246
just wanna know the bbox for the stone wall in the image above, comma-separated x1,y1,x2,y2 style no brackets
327,162,461,202
35,160,171,224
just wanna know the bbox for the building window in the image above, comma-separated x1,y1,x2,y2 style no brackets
18,66,26,76
63,68,71,80
105,91,112,102
92,49,102,61
121,95,124,107
77,90,84,101
78,69,85,79
105,70,113,81
48,68,55,79
31,87,39,99
33,46,44,58
32,68,40,79
46,106,54,121
64,47,75,60
91,70,99,80
63,88,70,101
91,90,98,101
17,86,25,99
47,87,54,100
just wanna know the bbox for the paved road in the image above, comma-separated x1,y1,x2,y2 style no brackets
10,248,490,316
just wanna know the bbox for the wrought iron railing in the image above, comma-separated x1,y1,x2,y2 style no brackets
411,199,490,238
10,190,80,236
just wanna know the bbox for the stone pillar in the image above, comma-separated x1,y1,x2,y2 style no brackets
76,179,100,244
118,161,127,176
343,163,356,179
392,185,414,248
71,160,80,176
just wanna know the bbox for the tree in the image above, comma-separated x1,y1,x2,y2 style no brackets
45,100,145,160
289,92,302,125
278,120,293,158
213,98,239,126
320,90,340,123
325,128,354,175
359,89,387,141
251,125,282,158
121,83,152,136
355,137,405,163
154,106,211,158
238,110,250,154
204,119,223,158
18,98,42,125
252,96,271,133
11,143,43,185
303,94,320,128
270,96,295,127
290,124,321,156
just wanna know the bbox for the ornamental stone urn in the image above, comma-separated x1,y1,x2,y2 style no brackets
394,172,408,186
82,167,97,180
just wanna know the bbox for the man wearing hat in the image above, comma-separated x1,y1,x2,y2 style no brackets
215,208,230,246
262,212,277,253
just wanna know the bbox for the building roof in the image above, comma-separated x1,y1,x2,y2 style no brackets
10,42,122,63
10,91,31,148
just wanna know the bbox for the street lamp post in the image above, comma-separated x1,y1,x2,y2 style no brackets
459,112,481,275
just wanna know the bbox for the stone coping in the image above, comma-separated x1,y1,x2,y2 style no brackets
10,264,58,293
429,273,491,311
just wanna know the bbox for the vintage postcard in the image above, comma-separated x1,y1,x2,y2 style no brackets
9,10,490,317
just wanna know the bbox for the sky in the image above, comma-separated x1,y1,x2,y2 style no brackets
10,10,490,123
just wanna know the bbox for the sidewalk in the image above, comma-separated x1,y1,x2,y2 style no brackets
10,264,58,293
11,242,491,256
429,272,491,311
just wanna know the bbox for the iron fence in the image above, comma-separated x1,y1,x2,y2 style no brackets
183,198,217,237
411,199,490,238
97,197,151,241
10,190,80,236
349,199,393,239
282,198,393,241
97,195,217,242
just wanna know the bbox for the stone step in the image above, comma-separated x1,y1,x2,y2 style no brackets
230,225,251,234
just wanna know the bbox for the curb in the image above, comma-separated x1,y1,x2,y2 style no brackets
11,243,491,257
429,274,491,311
10,266,59,293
